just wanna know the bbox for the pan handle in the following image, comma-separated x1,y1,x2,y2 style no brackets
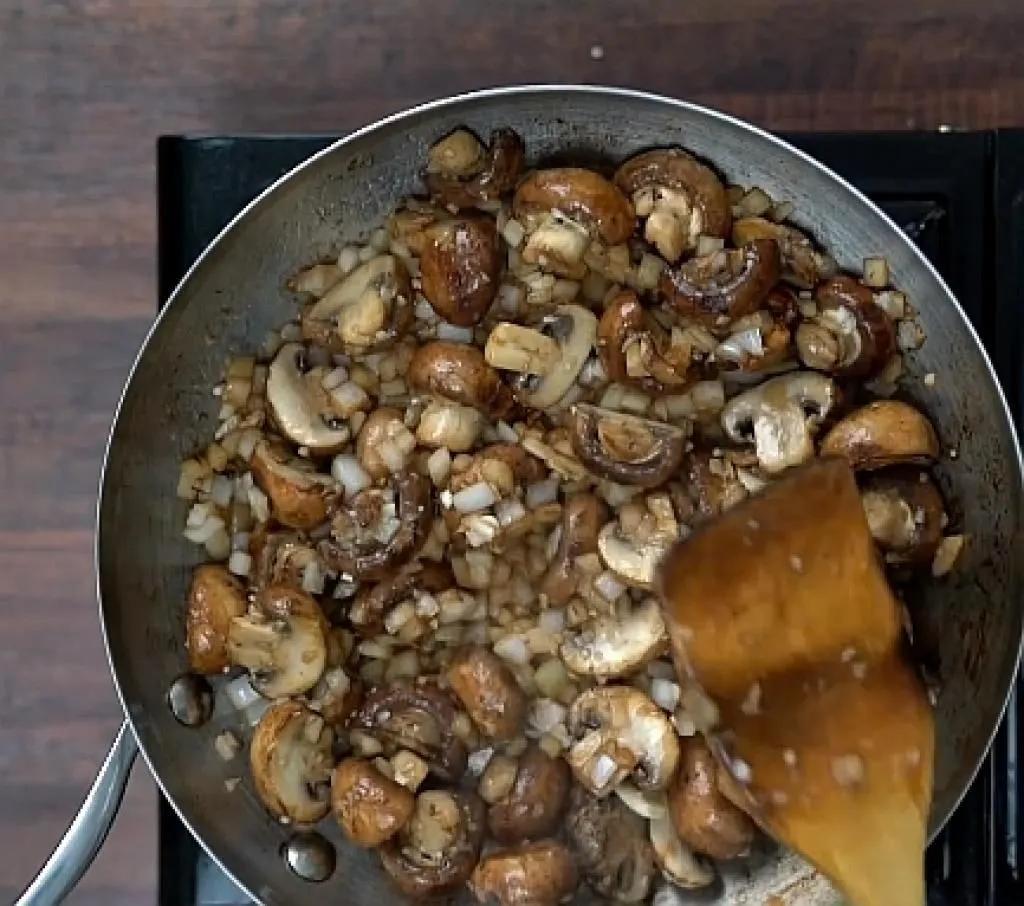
15,719,138,906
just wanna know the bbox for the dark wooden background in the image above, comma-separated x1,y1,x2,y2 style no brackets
2,0,1023,902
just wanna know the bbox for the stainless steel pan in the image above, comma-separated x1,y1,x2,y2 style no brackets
17,85,1024,906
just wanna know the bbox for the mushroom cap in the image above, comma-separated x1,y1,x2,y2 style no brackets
569,403,687,488
567,685,680,795
469,839,578,906
561,598,669,679
519,305,598,410
446,645,528,742
331,757,415,847
250,700,333,823
425,127,525,209
408,340,514,416
186,564,246,674
820,400,939,470
514,167,635,245
265,343,352,453
487,745,572,843
420,216,502,327
250,439,334,530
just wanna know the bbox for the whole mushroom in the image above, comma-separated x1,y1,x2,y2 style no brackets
420,216,503,326
186,564,246,674
379,789,486,898
331,757,415,847
614,148,731,263
424,127,525,209
250,700,333,823
566,685,680,796
487,745,572,843
569,403,687,488
541,493,607,606
469,840,578,906
820,399,940,470
660,239,781,326
861,469,946,565
513,168,634,278
446,645,528,742
561,598,668,679
250,440,334,530
720,371,837,474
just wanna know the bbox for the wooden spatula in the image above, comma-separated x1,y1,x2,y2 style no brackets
660,458,934,906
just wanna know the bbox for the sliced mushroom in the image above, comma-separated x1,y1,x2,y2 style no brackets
567,685,680,796
561,598,668,679
250,440,335,530
318,473,432,581
487,745,572,843
660,239,781,326
449,443,546,495
732,216,836,289
541,493,608,606
721,371,837,474
486,305,597,409
597,520,672,590
265,344,352,453
350,560,454,636
416,401,484,452
355,406,406,481
794,275,896,378
350,682,468,781
380,789,486,898
820,399,940,470
861,469,945,565
388,199,449,257
615,148,730,263
258,583,330,635
186,564,246,674
331,757,415,847
469,840,578,906
682,449,749,522
514,168,634,278
649,813,716,889
227,611,326,698
667,736,755,860
597,290,694,393
570,403,687,488
250,700,333,823
302,254,412,353
249,530,322,593
446,645,528,741
425,127,525,209
408,340,514,417
565,786,657,903
420,216,502,326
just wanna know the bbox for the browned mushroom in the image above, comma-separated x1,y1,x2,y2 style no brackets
732,216,836,289
420,216,503,326
565,787,657,903
257,583,330,635
446,645,528,741
682,449,749,521
449,443,546,495
356,407,406,482
425,127,525,209
660,239,781,326
819,400,940,469
331,757,415,847
569,403,687,488
614,148,731,262
388,200,448,256
349,560,454,636
301,254,413,353
250,700,333,823
350,682,468,781
667,735,755,860
318,472,432,580
541,493,608,606
861,469,946,565
249,530,322,594
469,839,578,906
186,564,246,674
795,275,896,378
597,290,694,393
250,440,334,531
315,666,364,727
513,168,634,278
408,340,514,418
380,789,486,898
487,745,572,843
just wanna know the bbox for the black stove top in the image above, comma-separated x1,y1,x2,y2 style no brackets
156,130,1024,905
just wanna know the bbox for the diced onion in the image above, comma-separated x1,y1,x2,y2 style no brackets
594,570,627,602
651,678,681,712
211,474,233,508
186,502,212,529
716,328,764,362
452,481,498,513
437,323,474,342
495,498,527,527
302,560,325,594
321,366,349,391
205,528,231,561
493,635,530,664
528,697,567,733
525,477,559,508
228,550,252,577
183,514,225,544
331,454,372,498
225,675,262,712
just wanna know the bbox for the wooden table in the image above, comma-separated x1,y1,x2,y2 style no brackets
1,1,1021,902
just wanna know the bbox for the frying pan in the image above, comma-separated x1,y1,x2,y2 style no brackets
17,86,1024,906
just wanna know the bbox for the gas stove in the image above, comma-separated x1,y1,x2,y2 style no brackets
156,129,1023,905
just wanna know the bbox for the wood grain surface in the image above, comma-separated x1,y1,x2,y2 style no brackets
1,1,1022,902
